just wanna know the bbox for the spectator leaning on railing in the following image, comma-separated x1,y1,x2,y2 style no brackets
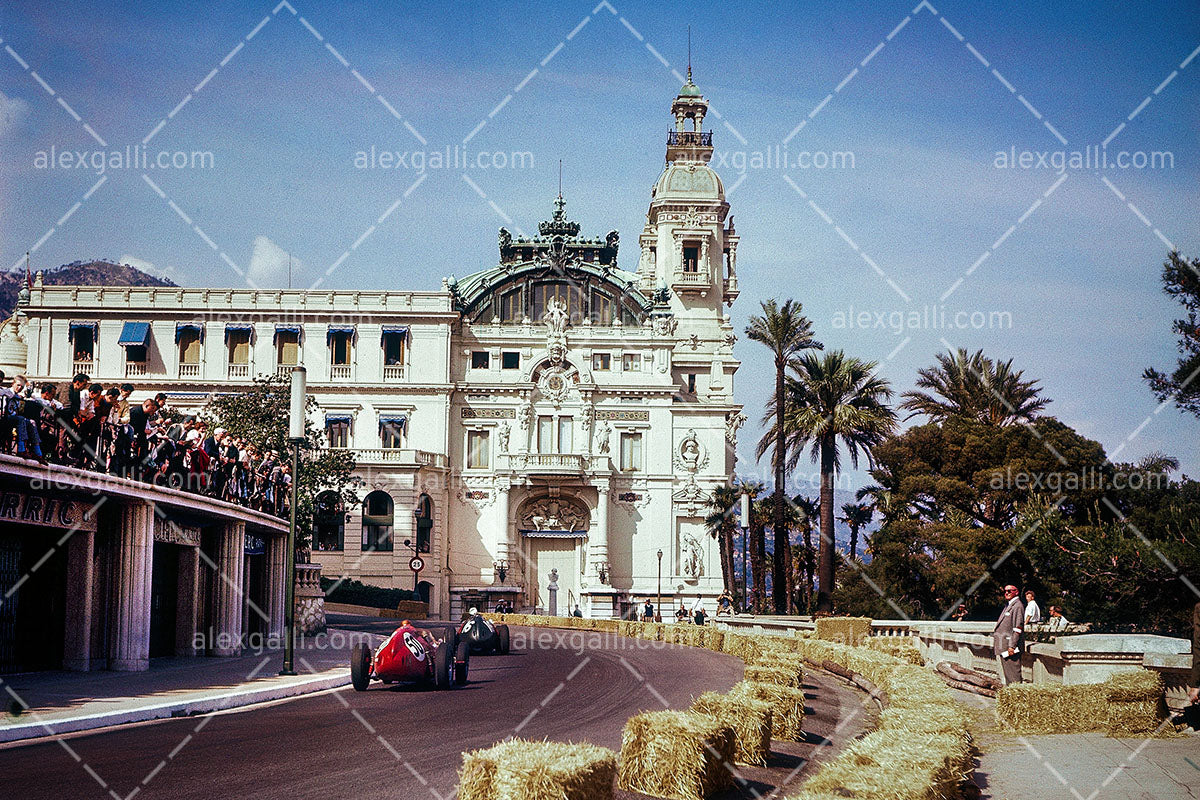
0,371,289,519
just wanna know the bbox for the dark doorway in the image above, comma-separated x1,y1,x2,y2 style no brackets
417,580,432,604
150,543,180,658
1,531,67,672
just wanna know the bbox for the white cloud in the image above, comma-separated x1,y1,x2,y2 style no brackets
246,235,300,288
0,91,28,139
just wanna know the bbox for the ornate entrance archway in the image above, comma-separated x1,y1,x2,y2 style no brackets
516,495,589,615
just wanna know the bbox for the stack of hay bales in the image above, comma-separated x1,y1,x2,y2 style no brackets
690,691,774,766
730,680,806,741
743,664,801,689
618,710,735,800
750,652,805,686
457,739,617,800
814,616,873,646
863,636,924,665
720,631,765,663
996,669,1167,735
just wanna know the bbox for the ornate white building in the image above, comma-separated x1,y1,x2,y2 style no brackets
2,77,744,619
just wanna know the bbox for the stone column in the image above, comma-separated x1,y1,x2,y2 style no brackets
63,528,95,671
591,487,610,585
110,501,154,671
213,520,245,657
175,546,200,656
266,534,286,639
494,479,511,564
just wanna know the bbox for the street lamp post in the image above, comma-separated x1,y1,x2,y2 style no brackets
655,549,663,623
739,492,750,614
403,539,421,591
280,366,306,677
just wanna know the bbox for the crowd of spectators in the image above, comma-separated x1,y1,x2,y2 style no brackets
0,371,290,517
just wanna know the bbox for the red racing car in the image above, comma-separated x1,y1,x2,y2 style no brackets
350,621,470,691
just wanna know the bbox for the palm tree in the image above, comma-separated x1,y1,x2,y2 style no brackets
839,502,873,560
900,348,1048,426
747,299,823,613
770,351,897,613
704,484,741,600
739,480,767,612
792,494,818,610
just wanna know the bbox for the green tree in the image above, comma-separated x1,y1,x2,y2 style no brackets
205,375,361,549
739,480,768,612
704,483,741,599
839,502,873,560
901,348,1048,427
791,494,818,610
746,299,823,613
1145,251,1200,416
766,351,896,613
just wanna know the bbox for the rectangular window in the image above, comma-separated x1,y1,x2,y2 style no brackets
686,373,697,393
326,420,350,449
380,422,405,449
179,331,202,365
558,417,573,454
471,351,490,369
467,429,490,469
620,432,643,471
500,288,523,323
592,353,611,371
501,351,520,370
537,416,554,454
683,245,699,273
382,331,406,366
330,332,352,366
277,331,300,366
622,353,641,372
124,344,147,364
228,331,251,365
72,328,95,362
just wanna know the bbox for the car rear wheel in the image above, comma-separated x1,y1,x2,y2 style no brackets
433,637,454,690
454,639,470,685
350,643,372,692
496,624,510,655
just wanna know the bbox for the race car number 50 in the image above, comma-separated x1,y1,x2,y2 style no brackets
409,556,425,573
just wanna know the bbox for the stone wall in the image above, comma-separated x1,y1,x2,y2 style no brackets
295,563,326,636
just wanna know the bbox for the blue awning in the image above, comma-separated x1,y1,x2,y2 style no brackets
381,325,409,340
118,321,151,346
378,415,407,428
327,325,356,344
324,414,352,426
519,529,587,539
224,323,254,341
69,321,98,336
175,323,204,343
274,324,302,342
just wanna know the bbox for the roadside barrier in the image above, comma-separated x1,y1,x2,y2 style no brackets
617,710,736,800
996,669,1167,735
457,738,617,800
690,691,774,766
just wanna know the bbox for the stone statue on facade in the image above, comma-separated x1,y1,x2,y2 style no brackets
597,422,612,454
543,295,569,336
682,533,704,578
498,422,511,453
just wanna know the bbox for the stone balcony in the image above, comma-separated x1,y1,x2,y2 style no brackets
671,269,711,293
346,448,448,469
504,452,590,475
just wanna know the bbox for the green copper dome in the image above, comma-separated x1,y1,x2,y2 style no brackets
678,79,701,97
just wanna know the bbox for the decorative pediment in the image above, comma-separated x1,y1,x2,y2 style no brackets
519,496,589,533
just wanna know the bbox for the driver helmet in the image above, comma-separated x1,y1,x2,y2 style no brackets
468,606,478,616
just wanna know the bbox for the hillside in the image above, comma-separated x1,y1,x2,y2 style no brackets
0,260,176,318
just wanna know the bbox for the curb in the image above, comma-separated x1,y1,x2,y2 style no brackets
0,669,350,745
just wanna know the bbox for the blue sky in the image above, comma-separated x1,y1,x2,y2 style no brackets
1,0,1198,489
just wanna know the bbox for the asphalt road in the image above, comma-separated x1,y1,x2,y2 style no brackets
1,615,752,799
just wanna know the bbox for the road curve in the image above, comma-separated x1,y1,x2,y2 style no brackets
3,616,746,800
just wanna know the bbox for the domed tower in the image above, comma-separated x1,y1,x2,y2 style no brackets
638,68,740,317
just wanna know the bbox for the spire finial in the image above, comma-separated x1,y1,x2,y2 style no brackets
558,159,562,197
687,25,692,81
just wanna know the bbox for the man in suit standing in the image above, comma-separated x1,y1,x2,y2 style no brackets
993,584,1025,686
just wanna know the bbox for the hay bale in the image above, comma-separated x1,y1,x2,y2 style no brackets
996,670,1167,735
750,652,805,685
617,710,735,800
864,637,924,665
794,728,971,800
814,616,873,646
457,738,617,800
730,680,805,741
721,632,764,663
743,665,800,689
690,691,773,766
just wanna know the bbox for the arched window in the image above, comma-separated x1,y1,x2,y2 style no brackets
362,490,394,552
414,495,433,554
313,491,344,551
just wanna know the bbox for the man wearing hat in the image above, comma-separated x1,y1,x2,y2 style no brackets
993,584,1026,685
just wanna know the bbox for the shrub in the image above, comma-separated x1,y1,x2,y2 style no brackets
320,577,420,609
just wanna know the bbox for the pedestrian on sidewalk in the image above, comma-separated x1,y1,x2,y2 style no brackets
1023,590,1041,625
690,596,706,626
641,599,655,622
993,584,1025,686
